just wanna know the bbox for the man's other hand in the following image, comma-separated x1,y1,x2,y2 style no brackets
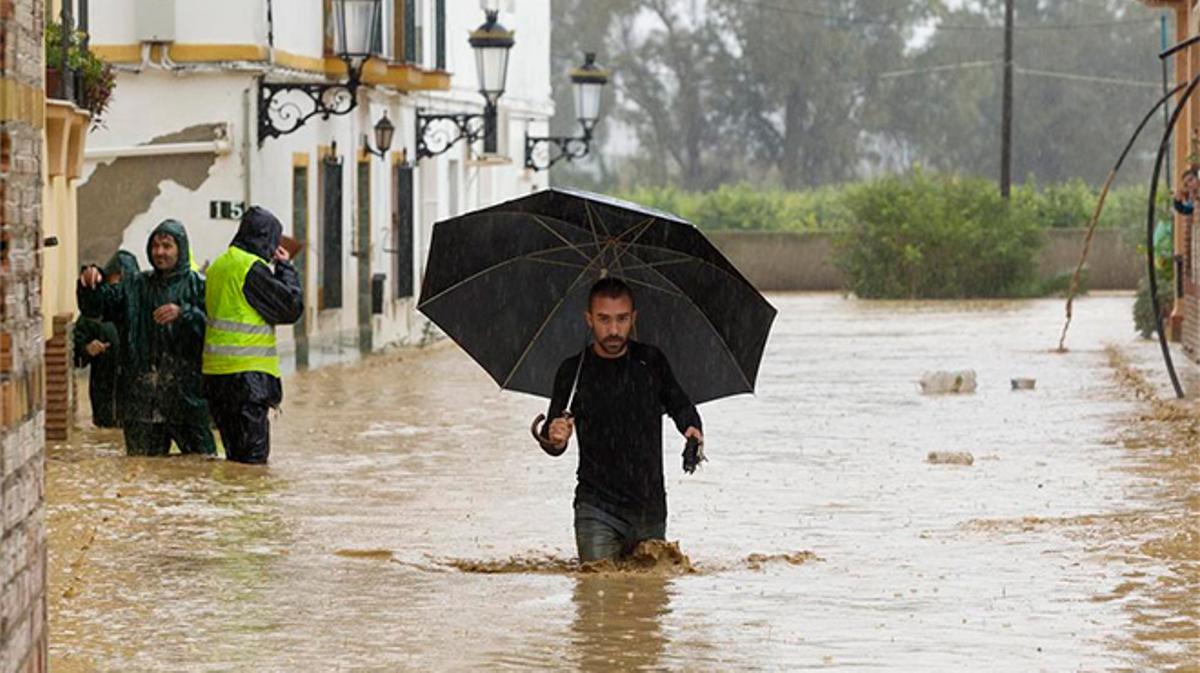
153,303,182,324
80,266,103,288
685,426,704,445
84,340,109,357
274,245,290,262
548,416,574,449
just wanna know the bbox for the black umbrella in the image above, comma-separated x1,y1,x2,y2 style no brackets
417,188,776,406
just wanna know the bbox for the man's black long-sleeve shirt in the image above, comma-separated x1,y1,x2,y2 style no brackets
543,340,701,523
242,258,303,326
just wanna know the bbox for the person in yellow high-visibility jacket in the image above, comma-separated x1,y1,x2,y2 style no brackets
203,206,302,464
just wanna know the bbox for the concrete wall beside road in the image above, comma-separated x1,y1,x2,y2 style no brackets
708,228,1141,292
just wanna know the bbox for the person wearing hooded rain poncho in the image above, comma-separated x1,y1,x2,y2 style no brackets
202,206,303,464
73,250,139,427
77,220,216,456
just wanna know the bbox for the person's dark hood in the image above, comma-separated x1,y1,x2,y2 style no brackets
232,206,282,261
146,219,192,276
103,249,140,278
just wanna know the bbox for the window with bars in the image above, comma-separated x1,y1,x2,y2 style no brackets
435,0,445,70
320,157,344,310
396,0,445,68
393,164,415,299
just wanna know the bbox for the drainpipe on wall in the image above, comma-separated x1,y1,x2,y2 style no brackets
266,0,275,48
243,86,253,207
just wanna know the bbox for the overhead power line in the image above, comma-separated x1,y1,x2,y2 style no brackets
878,60,1162,89
1014,66,1162,89
721,0,1160,32
878,60,1000,79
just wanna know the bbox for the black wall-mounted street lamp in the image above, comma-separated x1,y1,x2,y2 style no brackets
362,112,395,159
258,0,381,145
524,53,609,171
415,10,514,161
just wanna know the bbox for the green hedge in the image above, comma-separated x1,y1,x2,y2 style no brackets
833,172,1044,299
615,177,1164,233
615,173,1168,299
618,183,853,232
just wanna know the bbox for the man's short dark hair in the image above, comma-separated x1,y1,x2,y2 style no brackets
588,277,635,310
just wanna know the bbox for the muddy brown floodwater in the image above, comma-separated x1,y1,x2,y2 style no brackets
46,293,1200,670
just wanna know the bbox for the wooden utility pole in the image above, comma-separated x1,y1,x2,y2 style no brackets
1000,0,1014,199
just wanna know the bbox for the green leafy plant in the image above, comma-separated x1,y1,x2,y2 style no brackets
45,22,116,127
831,170,1044,299
1133,265,1173,340
617,183,854,232
613,175,1168,301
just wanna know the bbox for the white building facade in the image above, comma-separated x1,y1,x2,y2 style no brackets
80,0,552,369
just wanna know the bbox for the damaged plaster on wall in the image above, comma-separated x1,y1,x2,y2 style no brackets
78,123,225,264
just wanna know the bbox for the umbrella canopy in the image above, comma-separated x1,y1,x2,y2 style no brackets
417,188,776,404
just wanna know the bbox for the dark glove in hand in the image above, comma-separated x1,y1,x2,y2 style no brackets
683,436,706,474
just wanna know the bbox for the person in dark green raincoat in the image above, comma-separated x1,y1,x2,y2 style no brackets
77,220,216,456
72,251,139,428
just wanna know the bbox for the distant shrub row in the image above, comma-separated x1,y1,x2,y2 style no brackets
618,171,1168,299
617,175,1162,234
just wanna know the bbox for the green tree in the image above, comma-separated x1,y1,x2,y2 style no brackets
547,0,633,190
608,0,743,189
715,0,936,189
882,0,1164,186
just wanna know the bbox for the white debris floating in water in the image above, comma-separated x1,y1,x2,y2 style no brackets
919,370,977,395
927,451,975,466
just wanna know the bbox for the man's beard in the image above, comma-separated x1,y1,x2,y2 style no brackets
600,336,626,354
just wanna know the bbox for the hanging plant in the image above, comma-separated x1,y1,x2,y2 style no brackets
45,21,116,128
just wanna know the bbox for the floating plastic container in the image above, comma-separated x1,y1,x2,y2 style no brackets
919,370,977,395
1011,378,1036,390
927,451,974,466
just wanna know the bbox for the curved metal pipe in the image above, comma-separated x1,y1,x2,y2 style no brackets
1058,81,1186,351
1160,33,1200,61
1145,73,1200,399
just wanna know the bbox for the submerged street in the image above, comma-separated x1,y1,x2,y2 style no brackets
46,293,1200,670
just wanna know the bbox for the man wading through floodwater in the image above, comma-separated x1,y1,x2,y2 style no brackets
537,278,704,562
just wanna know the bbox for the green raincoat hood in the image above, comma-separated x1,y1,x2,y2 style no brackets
103,249,140,278
146,219,192,277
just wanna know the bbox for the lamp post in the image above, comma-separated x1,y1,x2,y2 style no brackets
362,112,395,159
524,53,609,171
415,10,514,160
258,0,381,144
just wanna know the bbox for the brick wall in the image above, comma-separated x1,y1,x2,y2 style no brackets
0,0,47,671
42,315,68,442
1183,291,1199,361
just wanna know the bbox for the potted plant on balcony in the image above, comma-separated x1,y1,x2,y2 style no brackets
45,21,116,129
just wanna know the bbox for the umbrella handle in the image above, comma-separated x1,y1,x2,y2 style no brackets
530,413,547,442
531,412,573,449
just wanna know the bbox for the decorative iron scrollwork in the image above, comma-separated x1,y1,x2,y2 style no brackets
523,133,594,171
415,112,488,160
258,74,361,146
